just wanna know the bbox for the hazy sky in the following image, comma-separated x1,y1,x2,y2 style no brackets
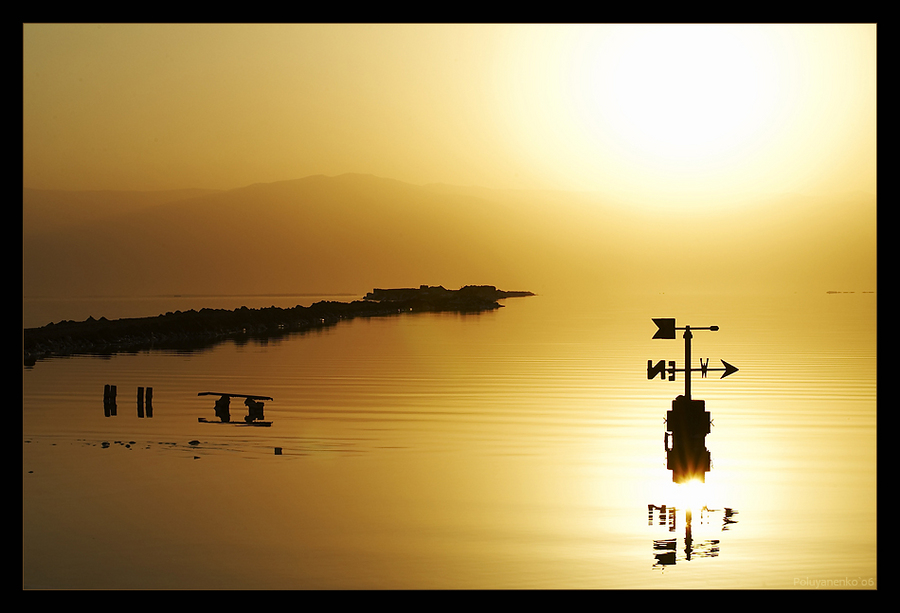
23,24,876,210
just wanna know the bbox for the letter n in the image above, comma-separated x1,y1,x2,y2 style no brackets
648,360,667,380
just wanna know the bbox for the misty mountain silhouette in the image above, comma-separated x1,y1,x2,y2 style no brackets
23,173,875,299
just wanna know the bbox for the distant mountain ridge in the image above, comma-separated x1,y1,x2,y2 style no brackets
23,173,876,301
23,187,224,235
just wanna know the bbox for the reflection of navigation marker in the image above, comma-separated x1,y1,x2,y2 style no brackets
648,318,739,484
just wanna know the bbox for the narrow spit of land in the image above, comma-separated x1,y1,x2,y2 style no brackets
23,285,534,365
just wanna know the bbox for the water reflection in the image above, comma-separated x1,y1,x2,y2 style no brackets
648,504,738,569
23,291,876,588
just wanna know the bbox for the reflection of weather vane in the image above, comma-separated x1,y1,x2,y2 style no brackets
649,504,734,569
647,318,739,484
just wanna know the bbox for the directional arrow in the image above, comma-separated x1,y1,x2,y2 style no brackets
653,359,740,380
719,360,739,378
694,359,739,379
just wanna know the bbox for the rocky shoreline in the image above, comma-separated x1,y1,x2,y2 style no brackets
23,285,533,366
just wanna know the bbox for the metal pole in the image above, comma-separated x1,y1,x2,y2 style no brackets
684,326,692,400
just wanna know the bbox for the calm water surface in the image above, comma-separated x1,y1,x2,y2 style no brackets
22,290,877,589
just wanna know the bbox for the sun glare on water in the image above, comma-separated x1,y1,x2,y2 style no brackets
673,478,708,512
656,477,723,515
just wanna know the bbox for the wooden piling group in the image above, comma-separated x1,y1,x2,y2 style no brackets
103,384,117,416
104,385,152,417
137,386,153,417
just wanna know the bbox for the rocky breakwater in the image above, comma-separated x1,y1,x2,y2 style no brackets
24,285,533,365
364,284,534,307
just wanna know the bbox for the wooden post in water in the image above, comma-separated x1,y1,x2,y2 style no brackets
104,384,111,417
137,387,145,418
109,385,117,416
146,387,153,417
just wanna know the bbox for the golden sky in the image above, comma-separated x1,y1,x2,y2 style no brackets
24,24,875,210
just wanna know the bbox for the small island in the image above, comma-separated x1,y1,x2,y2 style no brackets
23,285,534,365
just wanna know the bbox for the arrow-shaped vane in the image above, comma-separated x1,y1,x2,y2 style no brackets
699,359,739,379
650,359,739,380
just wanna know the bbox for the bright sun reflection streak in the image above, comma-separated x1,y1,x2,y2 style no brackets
663,478,722,514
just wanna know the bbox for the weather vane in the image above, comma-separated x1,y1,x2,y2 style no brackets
647,318,739,483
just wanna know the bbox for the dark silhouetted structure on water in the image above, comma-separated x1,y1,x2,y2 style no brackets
648,318,739,484
24,285,533,365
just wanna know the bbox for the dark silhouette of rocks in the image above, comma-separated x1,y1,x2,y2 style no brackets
23,285,533,365
364,284,533,304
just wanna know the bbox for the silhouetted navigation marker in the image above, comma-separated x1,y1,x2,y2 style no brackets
647,319,739,484
647,319,737,400
665,396,711,483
